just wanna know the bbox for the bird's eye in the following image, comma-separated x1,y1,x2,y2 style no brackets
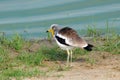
52,26,56,30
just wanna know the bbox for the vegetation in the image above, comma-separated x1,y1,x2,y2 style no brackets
87,23,120,54
0,25,120,80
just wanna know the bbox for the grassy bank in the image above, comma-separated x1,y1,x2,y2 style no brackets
0,27,120,80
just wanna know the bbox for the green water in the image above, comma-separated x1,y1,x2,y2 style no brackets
0,0,120,39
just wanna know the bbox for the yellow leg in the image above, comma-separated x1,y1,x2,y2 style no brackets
70,50,73,66
66,49,70,66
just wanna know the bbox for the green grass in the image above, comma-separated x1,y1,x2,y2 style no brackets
0,45,46,80
86,24,102,37
0,33,26,51
1,67,46,80
95,34,120,54
0,23,120,79
42,46,67,61
84,22,120,54
0,35,67,79
17,52,45,66
9,34,25,51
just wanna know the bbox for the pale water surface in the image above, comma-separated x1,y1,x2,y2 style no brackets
0,0,120,39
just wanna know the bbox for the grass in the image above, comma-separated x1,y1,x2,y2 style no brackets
86,24,102,37
0,24,120,79
1,67,46,80
17,51,45,66
84,22,120,54
0,35,67,79
10,34,25,51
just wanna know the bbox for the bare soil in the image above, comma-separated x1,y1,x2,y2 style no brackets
25,39,120,80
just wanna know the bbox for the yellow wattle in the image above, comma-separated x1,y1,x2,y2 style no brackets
51,30,54,37
48,29,54,37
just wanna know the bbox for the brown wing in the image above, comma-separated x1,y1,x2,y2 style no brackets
58,27,88,48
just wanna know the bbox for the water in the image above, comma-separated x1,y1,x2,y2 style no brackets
0,0,120,39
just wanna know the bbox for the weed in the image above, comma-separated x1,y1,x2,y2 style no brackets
1,67,46,80
85,57,96,65
17,51,45,66
9,34,25,51
41,46,67,61
0,47,11,70
85,22,120,54
86,24,101,37
0,34,9,48
103,34,120,54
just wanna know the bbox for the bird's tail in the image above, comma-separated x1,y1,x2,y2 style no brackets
84,44,93,51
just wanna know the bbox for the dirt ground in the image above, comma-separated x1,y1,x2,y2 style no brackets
24,39,120,80
25,52,120,80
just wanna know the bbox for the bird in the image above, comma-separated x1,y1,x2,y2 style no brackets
46,24,93,66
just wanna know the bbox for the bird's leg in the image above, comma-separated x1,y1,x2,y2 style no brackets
66,49,70,66
70,50,73,66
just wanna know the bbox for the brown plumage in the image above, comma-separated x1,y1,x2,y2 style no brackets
58,27,88,49
47,24,93,66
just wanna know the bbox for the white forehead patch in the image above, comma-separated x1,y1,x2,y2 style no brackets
50,24,59,28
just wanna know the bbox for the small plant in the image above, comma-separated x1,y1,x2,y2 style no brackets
74,48,88,55
86,25,101,37
1,67,46,80
41,46,67,61
85,57,96,65
0,47,10,70
94,23,120,54
0,32,9,47
17,50,45,66
103,34,120,54
9,34,25,51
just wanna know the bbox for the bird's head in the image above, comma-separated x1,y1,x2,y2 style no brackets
46,24,59,37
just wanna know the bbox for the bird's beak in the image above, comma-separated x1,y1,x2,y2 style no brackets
46,28,54,37
46,30,49,32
